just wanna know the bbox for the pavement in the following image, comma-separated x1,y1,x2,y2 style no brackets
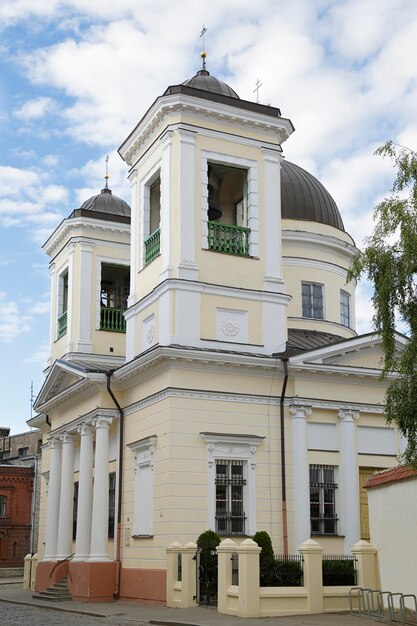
0,580,371,626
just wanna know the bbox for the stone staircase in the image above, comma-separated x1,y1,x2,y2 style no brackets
32,576,72,602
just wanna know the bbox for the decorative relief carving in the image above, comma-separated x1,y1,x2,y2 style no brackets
220,319,240,338
142,314,156,349
216,308,248,343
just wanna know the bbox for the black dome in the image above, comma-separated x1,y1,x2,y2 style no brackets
281,161,344,231
80,187,131,218
182,69,240,99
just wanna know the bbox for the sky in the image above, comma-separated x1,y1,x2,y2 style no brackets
0,0,416,434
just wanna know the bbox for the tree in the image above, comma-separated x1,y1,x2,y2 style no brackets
348,141,417,466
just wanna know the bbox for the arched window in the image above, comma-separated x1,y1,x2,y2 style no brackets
0,495,6,517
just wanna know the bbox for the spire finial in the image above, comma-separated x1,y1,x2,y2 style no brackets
200,25,207,71
253,78,263,104
104,155,109,190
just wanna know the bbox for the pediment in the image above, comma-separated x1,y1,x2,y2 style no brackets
34,360,104,411
290,332,407,373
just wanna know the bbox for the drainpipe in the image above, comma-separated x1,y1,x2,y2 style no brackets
279,357,289,556
106,371,124,599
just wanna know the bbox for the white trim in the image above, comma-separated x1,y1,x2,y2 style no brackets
128,435,157,536
200,433,263,536
282,229,357,259
177,128,198,278
95,256,130,331
283,256,349,279
76,242,93,353
200,150,259,257
119,92,294,166
263,149,283,290
159,132,172,280
43,217,130,258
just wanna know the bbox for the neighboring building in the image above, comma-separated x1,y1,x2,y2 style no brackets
365,467,417,602
0,427,42,556
30,57,404,603
0,465,34,567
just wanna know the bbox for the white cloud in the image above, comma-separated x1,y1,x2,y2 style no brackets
23,344,49,366
0,291,32,342
14,96,57,121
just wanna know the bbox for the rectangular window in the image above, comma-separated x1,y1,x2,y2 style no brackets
72,482,79,540
57,269,69,338
18,447,29,458
302,282,323,319
207,162,250,257
100,264,130,332
108,472,116,538
0,496,7,517
340,290,350,327
143,174,161,267
215,460,246,536
310,465,338,535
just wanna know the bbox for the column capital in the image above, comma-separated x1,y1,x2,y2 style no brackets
78,422,94,436
289,403,312,419
128,168,138,184
59,432,75,445
92,415,113,430
47,437,62,450
338,407,360,422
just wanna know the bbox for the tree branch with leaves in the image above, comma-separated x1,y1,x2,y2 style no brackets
348,141,417,466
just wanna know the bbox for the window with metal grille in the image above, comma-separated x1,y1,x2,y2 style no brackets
340,290,350,327
309,465,338,535
108,472,116,538
215,460,246,535
302,282,323,319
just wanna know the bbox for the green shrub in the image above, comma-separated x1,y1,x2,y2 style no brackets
196,529,221,552
253,530,276,586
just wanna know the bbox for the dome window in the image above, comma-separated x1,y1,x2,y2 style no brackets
302,282,324,319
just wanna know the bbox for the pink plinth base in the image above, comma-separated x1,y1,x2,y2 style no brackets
119,568,167,604
35,560,69,592
68,561,117,602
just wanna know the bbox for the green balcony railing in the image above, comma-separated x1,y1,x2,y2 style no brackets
100,307,126,333
144,228,161,266
57,311,67,338
207,222,250,257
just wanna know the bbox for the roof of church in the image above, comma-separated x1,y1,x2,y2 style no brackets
181,68,240,99
281,161,344,231
68,184,131,223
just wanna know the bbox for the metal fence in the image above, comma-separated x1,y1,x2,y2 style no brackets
322,554,357,586
260,553,304,587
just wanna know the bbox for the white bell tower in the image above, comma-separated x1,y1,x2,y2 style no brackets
119,58,294,361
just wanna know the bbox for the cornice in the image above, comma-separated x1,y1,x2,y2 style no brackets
43,217,130,258
282,229,357,260
120,93,293,167
282,256,348,279
48,407,119,439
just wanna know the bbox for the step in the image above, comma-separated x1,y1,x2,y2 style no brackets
33,593,72,602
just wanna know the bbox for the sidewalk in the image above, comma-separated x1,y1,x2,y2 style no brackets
0,582,369,626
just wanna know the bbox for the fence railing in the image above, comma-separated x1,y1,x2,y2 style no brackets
144,228,161,266
322,554,357,586
100,307,126,332
207,222,250,257
57,311,67,338
260,553,304,587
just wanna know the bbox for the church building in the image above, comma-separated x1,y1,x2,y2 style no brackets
30,55,404,604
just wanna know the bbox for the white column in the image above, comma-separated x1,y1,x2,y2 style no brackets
89,416,112,561
75,242,93,353
338,407,360,551
48,262,55,365
74,424,94,561
65,243,75,354
177,128,198,279
290,403,312,549
56,433,75,559
262,148,284,292
159,131,173,281
43,438,62,560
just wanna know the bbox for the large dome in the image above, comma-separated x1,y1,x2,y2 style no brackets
281,160,344,231
79,186,131,218
182,69,240,99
